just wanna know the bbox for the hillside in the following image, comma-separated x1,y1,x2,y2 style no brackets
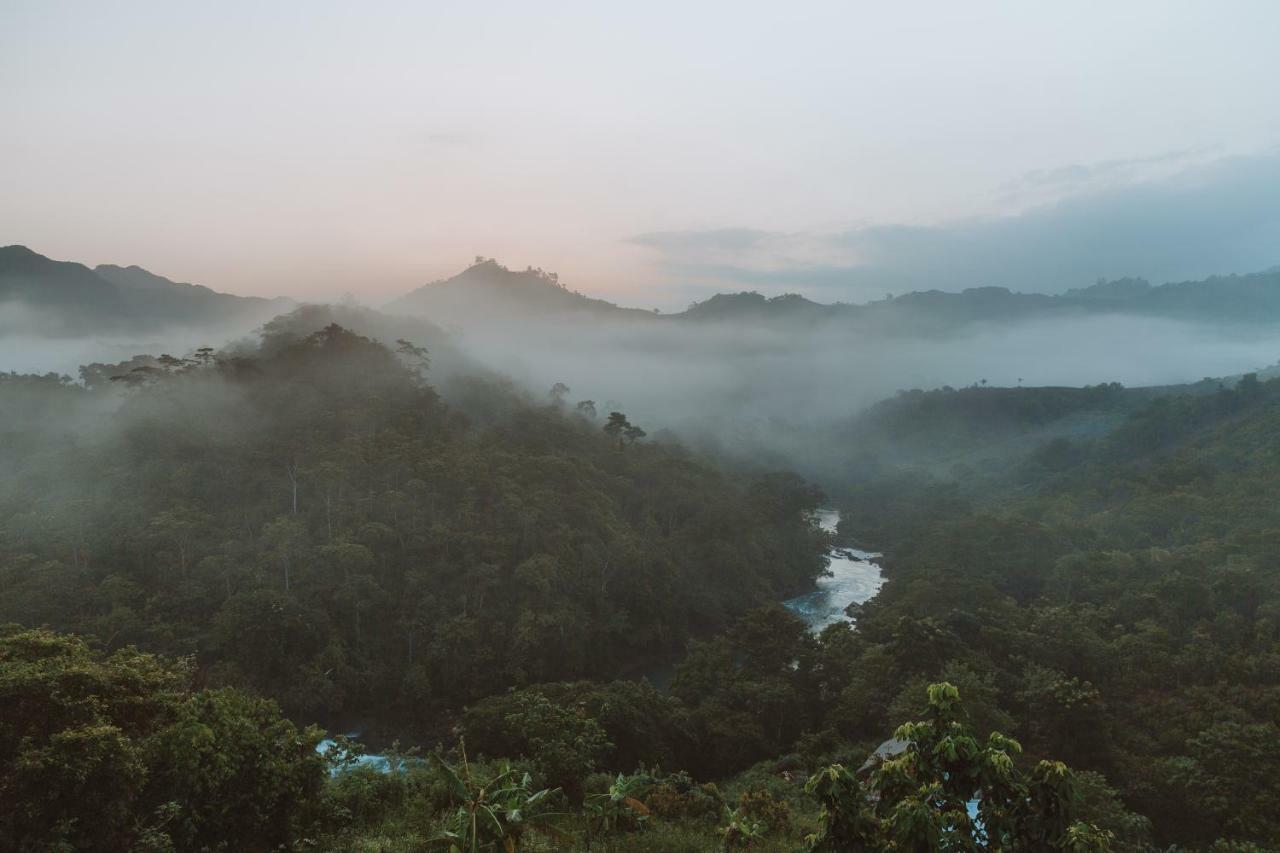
0,245,288,335
674,291,829,323
389,258,655,323
386,258,1280,338
10,244,1280,340
0,320,827,731
6,324,1279,847
829,382,1170,477
827,372,1280,847
676,269,1280,332
94,262,289,325
0,245,129,333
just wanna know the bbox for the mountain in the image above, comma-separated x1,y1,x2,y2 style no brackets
1068,269,1280,321
0,245,129,333
390,257,1280,334
673,290,829,323
677,270,1280,332
718,269,1280,331
0,245,289,335
389,258,654,323
93,263,280,322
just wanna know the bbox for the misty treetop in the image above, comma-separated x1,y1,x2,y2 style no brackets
822,373,1280,849
7,305,1280,849
0,320,828,729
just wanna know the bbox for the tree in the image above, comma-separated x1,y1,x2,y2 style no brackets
1171,720,1280,844
463,690,612,802
575,399,597,418
146,688,328,851
603,411,630,448
0,627,326,852
110,365,164,388
430,744,568,852
805,683,1113,851
395,338,430,378
603,412,645,449
157,353,188,372
0,629,174,851
548,382,571,404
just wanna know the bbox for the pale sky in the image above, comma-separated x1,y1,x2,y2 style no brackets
3,1,1279,308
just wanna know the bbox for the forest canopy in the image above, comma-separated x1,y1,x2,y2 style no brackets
2,315,1279,850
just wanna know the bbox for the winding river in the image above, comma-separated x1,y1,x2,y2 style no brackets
783,508,885,632
320,507,884,771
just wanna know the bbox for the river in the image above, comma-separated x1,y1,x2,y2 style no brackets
320,507,883,771
783,508,885,632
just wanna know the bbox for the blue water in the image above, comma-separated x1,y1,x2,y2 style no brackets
316,738,403,775
784,509,884,632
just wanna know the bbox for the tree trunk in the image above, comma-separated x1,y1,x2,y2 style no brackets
286,459,300,514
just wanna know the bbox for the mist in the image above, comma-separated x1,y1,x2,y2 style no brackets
8,278,1280,477
389,304,1280,462
635,151,1280,304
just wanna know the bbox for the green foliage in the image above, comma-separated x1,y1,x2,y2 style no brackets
0,325,826,731
531,680,693,772
429,745,568,853
1169,720,1280,844
805,683,1113,852
718,805,765,850
803,764,879,852
584,772,653,837
145,688,328,850
671,606,816,776
462,689,612,800
734,786,791,834
642,772,724,822
0,627,325,852
822,374,1280,848
9,317,1280,851
603,411,646,449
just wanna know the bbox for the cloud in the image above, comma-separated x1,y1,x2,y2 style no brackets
419,130,481,148
627,229,862,300
630,151,1280,302
999,147,1214,200
629,228,778,253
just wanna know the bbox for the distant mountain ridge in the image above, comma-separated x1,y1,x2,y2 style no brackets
388,256,1280,332
0,245,290,335
8,243,1280,338
676,270,1280,330
388,257,655,322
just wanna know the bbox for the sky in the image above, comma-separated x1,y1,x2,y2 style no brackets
3,1,1279,309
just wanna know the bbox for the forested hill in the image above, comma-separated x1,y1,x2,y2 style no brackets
825,381,1175,478
0,245,289,335
0,319,826,732
827,372,1280,846
9,245,1280,338
388,258,1280,331
676,269,1280,331
9,339,1280,847
388,257,656,322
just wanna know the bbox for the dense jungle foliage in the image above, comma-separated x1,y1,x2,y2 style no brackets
831,375,1280,849
2,626,1112,851
3,319,1279,850
0,321,826,734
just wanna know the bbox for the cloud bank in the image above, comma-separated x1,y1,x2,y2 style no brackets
632,152,1280,303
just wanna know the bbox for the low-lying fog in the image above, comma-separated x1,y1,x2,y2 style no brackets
444,314,1280,426
5,304,1279,463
